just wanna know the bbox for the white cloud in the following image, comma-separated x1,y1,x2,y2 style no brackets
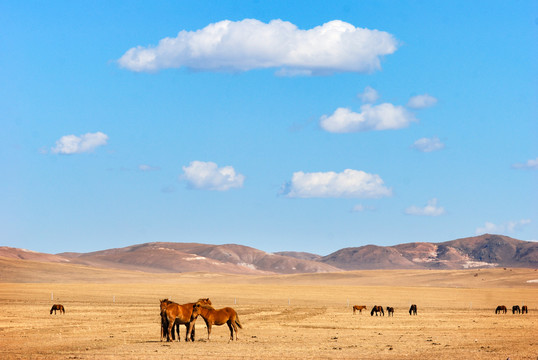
511,157,538,170
118,19,398,75
282,169,392,198
405,198,445,216
407,94,437,109
357,86,379,103
181,161,245,191
320,103,416,133
51,132,108,154
411,137,445,152
139,164,160,171
475,219,531,235
351,204,376,212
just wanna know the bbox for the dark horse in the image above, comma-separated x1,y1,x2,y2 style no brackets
409,304,417,315
189,302,243,341
495,305,507,314
521,305,528,314
512,305,521,314
352,305,367,314
161,298,211,342
386,306,394,316
370,305,384,316
50,304,65,314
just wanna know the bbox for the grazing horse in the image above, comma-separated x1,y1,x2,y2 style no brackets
162,298,211,342
521,305,528,314
409,304,417,315
370,305,384,316
495,305,507,314
512,305,521,314
50,304,65,314
189,302,242,341
386,306,394,316
352,305,367,314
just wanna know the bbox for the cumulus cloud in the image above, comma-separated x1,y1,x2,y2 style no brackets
281,169,392,198
118,19,398,75
51,132,108,154
407,94,437,109
511,157,538,170
357,86,379,103
320,103,416,133
411,137,445,152
405,198,445,216
475,219,531,235
181,161,245,191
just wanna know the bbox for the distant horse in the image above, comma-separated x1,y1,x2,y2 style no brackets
370,305,384,316
189,302,242,341
521,305,528,314
386,306,394,316
409,304,417,315
353,305,367,314
495,305,507,314
512,305,521,314
161,298,211,342
50,304,65,314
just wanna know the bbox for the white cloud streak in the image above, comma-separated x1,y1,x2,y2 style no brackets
411,137,445,152
320,103,416,133
407,94,437,109
405,198,445,216
475,219,531,235
118,19,398,75
51,132,108,154
181,161,245,191
282,169,392,198
511,157,538,170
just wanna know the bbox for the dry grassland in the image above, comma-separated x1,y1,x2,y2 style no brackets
0,268,537,359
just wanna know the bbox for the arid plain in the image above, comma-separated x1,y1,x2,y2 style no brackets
0,260,537,359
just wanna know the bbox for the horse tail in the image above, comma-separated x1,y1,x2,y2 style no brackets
235,315,243,329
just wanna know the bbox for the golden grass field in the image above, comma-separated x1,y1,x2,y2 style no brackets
0,263,537,359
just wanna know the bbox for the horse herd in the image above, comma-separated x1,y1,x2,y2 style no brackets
495,305,529,314
159,298,242,342
353,304,417,316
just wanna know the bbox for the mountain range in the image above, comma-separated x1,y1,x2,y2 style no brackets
1,234,536,275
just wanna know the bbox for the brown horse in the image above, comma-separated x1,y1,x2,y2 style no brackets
386,306,394,316
512,305,521,314
495,305,507,314
352,305,367,314
409,304,417,315
370,305,384,316
161,298,211,342
189,302,242,341
160,299,180,341
50,304,65,314
521,305,528,314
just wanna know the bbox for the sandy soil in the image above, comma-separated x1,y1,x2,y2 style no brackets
0,268,537,359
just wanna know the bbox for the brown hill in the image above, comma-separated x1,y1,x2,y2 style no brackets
322,234,537,270
58,242,340,275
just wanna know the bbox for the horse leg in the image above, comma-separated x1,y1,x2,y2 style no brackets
166,317,175,342
207,324,212,341
227,321,234,341
231,319,239,341
175,321,180,341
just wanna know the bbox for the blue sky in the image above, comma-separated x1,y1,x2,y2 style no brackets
1,1,536,255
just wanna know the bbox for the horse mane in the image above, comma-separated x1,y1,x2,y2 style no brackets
196,302,215,310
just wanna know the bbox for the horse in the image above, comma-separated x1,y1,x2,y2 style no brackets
512,305,521,314
495,305,507,314
521,305,528,314
370,305,384,316
189,302,242,341
161,298,211,342
160,299,180,341
50,304,65,314
409,304,417,315
386,306,394,316
352,305,367,314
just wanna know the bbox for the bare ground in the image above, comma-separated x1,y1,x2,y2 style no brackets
0,267,537,359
